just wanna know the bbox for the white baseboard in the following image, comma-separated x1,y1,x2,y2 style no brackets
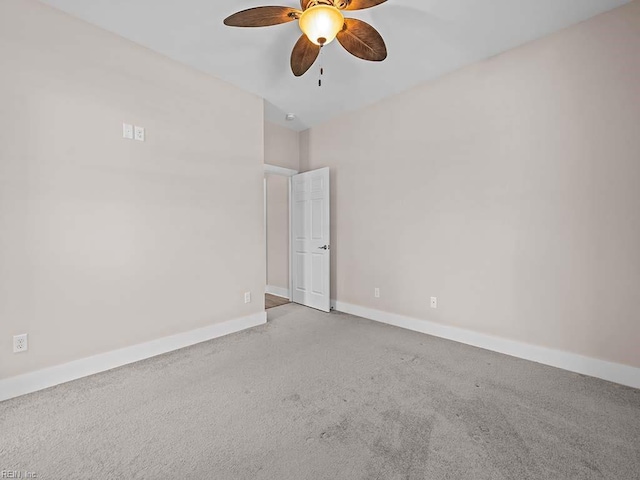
0,311,267,402
266,285,290,299
333,301,640,390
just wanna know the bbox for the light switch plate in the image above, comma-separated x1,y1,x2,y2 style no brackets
431,297,438,309
134,126,145,142
123,123,134,139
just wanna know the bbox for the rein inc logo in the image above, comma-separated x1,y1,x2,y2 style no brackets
1,472,37,479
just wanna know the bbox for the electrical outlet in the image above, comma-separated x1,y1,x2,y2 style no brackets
244,292,251,304
134,126,145,142
431,297,438,309
374,288,380,298
123,123,134,139
13,334,28,353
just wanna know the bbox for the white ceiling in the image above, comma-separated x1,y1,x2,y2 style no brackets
41,0,629,131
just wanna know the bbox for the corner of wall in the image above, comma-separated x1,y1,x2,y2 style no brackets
298,129,310,173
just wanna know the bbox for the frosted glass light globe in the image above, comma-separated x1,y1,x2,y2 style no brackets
299,5,345,46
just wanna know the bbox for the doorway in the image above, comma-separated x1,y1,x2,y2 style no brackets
264,164,296,310
264,165,331,312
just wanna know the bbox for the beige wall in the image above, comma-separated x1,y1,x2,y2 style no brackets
302,2,640,368
266,175,289,290
0,0,265,379
265,121,299,170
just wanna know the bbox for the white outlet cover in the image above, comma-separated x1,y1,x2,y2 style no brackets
431,297,438,309
244,292,251,304
123,123,133,139
374,288,380,298
134,126,145,142
13,334,28,353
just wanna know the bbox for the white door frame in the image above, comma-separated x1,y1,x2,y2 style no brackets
264,164,298,301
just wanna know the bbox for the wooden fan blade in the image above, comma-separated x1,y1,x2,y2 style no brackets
336,18,387,61
342,0,387,11
300,0,313,10
224,6,300,27
291,35,321,76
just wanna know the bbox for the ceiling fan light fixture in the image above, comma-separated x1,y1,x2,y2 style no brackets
222,1,388,77
299,5,344,46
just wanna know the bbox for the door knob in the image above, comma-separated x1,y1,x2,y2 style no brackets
318,245,330,250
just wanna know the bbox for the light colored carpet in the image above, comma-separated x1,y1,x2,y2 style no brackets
1,304,639,479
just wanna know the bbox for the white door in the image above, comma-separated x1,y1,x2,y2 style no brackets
291,168,330,312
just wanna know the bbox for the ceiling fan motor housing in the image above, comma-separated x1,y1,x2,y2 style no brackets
306,0,342,9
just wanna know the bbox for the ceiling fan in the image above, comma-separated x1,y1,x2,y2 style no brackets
224,0,388,77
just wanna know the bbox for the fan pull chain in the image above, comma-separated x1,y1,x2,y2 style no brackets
318,46,324,87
